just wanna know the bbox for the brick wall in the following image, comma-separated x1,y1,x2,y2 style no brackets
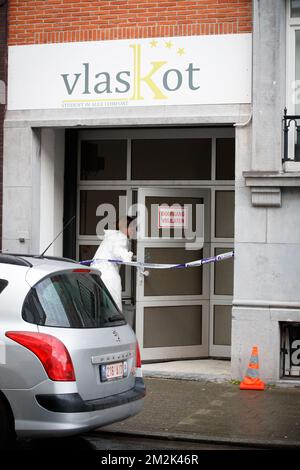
8,0,252,45
0,0,8,250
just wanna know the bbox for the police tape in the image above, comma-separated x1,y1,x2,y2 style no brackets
80,250,234,269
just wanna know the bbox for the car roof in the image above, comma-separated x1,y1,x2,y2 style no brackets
0,253,78,267
0,254,97,285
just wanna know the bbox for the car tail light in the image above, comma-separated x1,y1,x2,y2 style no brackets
136,342,142,368
6,331,76,382
135,341,142,378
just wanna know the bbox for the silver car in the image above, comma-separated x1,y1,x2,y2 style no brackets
0,254,145,448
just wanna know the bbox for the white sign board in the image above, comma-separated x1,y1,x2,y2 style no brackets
8,34,251,111
158,206,187,229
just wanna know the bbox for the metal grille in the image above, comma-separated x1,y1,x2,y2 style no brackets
280,322,300,378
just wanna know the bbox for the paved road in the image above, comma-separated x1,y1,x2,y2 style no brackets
103,377,300,448
11,376,300,451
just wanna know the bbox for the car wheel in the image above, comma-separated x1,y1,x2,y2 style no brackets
0,398,15,450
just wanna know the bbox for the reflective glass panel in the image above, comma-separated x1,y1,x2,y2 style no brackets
144,306,202,348
132,139,212,180
79,190,126,236
213,305,232,346
80,140,127,180
215,191,234,238
296,31,300,115
216,138,235,180
144,248,203,296
214,247,234,296
291,1,300,17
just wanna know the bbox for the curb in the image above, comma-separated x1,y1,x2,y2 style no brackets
95,429,300,449
142,373,300,389
142,371,231,383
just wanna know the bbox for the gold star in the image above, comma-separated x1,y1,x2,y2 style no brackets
150,39,158,48
177,47,185,56
165,40,173,49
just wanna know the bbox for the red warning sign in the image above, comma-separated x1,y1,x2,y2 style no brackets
158,206,187,228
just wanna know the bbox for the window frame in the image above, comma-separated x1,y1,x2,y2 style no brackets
286,1,300,159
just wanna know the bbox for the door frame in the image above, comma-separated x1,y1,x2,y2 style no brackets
75,127,235,359
209,186,234,358
135,187,211,361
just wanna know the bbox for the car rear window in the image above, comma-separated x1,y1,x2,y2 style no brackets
22,271,126,328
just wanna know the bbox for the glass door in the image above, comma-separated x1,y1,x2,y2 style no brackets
77,187,133,300
135,188,210,361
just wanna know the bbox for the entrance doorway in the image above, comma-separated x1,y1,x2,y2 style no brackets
70,128,235,360
135,188,210,361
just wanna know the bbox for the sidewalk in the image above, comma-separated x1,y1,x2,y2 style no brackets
100,374,300,448
142,359,231,382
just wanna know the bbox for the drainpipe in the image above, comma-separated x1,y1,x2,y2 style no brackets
0,0,8,251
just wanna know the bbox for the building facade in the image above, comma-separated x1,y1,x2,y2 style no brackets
3,0,300,382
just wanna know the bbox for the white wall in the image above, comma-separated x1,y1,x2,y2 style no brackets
2,127,65,257
39,128,65,256
3,126,39,254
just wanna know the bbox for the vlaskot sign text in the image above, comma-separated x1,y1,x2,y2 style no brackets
8,34,251,110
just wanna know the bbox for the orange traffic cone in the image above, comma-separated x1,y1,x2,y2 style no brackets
240,346,265,391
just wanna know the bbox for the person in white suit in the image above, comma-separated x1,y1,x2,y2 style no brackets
92,217,136,311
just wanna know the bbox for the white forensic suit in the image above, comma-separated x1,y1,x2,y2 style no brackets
92,230,133,311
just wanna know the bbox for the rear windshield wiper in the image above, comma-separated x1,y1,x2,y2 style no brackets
108,315,124,322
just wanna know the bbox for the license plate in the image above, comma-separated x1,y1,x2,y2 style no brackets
100,361,127,382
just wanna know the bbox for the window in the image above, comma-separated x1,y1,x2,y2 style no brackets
131,139,212,180
291,0,300,17
216,138,235,180
296,31,300,115
288,2,300,115
22,272,126,328
281,322,300,377
79,189,127,236
144,247,203,296
213,305,232,346
80,140,127,180
287,1,300,158
214,248,233,295
215,191,234,238
144,306,202,348
0,279,8,294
